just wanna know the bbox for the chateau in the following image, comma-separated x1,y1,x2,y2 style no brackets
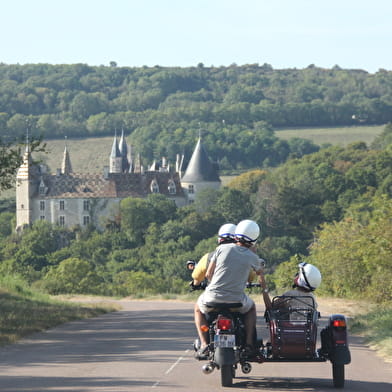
15,133,221,230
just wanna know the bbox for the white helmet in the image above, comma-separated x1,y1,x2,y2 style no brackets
234,219,260,243
218,223,236,243
296,262,322,291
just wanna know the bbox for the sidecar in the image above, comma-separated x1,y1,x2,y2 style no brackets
263,295,351,388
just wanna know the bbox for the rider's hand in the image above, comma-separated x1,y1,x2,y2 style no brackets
189,280,202,291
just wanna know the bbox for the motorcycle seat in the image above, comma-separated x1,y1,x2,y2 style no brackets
205,302,242,309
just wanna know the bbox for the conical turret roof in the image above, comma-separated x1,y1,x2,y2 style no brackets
61,145,72,174
181,138,220,182
110,133,121,158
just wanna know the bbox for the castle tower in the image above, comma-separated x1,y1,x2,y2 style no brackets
127,144,134,173
61,142,72,174
16,144,33,230
109,133,122,173
119,130,130,173
181,137,221,202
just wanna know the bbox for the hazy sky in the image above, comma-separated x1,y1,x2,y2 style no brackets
2,0,391,73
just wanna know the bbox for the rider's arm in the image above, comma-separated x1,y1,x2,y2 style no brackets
191,253,208,285
259,272,272,310
205,259,216,281
205,247,220,281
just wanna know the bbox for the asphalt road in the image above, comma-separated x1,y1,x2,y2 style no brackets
0,300,391,391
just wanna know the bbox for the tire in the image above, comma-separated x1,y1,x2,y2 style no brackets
332,363,345,388
221,365,233,387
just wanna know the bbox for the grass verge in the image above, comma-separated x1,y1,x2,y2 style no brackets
350,305,392,363
0,277,116,346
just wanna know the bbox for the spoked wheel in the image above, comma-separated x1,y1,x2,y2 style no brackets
221,364,234,387
332,363,345,388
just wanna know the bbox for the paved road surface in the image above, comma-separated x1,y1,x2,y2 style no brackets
0,300,391,391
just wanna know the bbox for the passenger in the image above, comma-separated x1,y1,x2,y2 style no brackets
190,223,237,290
259,262,322,311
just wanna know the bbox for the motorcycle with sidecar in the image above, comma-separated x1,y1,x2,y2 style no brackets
193,292,351,388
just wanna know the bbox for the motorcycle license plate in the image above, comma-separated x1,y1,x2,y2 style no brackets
214,334,235,348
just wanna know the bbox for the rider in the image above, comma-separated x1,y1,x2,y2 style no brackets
192,223,237,359
259,262,322,311
195,219,265,358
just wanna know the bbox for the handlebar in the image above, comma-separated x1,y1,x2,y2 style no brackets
245,282,261,292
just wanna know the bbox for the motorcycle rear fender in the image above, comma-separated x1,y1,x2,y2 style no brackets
214,347,235,366
329,314,351,365
330,345,351,365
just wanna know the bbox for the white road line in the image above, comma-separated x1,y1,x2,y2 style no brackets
152,349,190,388
165,356,183,375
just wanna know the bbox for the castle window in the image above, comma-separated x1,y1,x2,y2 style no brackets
150,180,159,193
39,185,46,196
40,201,45,210
83,216,90,226
59,200,65,210
188,184,194,194
168,180,176,195
40,216,45,221
59,216,65,226
83,200,90,211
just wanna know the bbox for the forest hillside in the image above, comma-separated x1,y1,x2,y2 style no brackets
1,63,392,170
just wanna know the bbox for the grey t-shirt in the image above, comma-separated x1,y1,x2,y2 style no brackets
203,243,263,303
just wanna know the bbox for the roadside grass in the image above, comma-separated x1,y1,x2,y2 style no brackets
350,305,392,363
0,277,116,346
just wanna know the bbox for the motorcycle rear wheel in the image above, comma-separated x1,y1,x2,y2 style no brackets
221,365,233,387
332,363,345,388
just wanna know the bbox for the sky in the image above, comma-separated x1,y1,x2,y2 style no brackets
1,0,391,73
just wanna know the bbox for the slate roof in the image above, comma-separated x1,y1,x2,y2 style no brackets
181,138,220,182
38,172,184,199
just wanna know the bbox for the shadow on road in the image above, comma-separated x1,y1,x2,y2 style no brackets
0,306,195,367
0,376,152,392
233,376,392,391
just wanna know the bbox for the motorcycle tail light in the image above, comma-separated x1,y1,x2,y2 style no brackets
217,318,232,331
333,319,346,328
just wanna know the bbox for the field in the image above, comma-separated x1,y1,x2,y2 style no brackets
275,124,384,147
35,125,385,174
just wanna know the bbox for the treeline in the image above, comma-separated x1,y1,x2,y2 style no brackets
1,63,392,167
1,128,391,302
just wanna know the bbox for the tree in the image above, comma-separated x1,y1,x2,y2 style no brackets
43,258,101,294
0,136,45,192
146,193,177,224
306,195,392,302
227,169,267,194
216,188,252,223
120,197,153,245
371,123,392,149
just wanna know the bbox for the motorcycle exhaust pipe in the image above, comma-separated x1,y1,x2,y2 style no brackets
202,363,215,374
